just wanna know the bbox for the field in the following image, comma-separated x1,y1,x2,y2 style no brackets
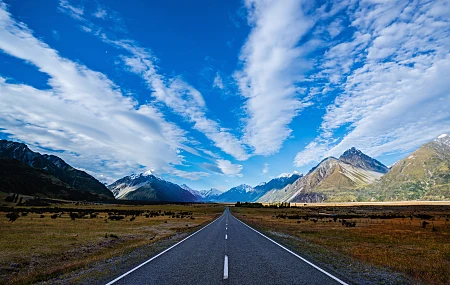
232,203,450,285
0,199,224,285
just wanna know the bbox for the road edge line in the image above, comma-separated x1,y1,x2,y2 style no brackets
105,213,223,285
232,214,349,285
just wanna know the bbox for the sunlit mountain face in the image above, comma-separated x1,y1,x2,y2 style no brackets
1,0,449,191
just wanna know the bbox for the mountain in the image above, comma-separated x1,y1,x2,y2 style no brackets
214,184,255,202
257,173,303,202
179,184,222,201
0,140,113,200
368,134,450,201
215,173,302,202
0,159,102,201
339,147,389,173
108,171,198,202
260,148,387,203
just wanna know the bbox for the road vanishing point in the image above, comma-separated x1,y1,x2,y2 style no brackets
106,208,348,285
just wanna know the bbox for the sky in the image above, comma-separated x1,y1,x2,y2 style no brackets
0,0,449,191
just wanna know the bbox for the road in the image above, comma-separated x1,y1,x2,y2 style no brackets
106,208,347,285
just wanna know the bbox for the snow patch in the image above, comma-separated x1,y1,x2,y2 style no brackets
277,171,300,178
438,134,448,139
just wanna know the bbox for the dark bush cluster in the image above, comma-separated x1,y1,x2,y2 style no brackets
109,215,125,221
341,219,356,227
6,212,20,222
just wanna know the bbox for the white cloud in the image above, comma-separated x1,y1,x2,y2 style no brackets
93,8,107,19
106,40,250,160
217,159,243,177
0,4,191,182
58,0,83,20
212,72,224,89
295,0,450,166
262,163,269,174
235,0,316,156
57,4,250,161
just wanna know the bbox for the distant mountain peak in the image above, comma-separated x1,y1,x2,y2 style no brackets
277,171,301,178
130,170,159,180
438,134,449,139
339,147,389,174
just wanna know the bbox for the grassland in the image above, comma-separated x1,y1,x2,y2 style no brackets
0,198,224,285
232,203,450,285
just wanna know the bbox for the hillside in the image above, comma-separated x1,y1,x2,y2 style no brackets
0,159,103,201
368,134,450,201
0,140,114,200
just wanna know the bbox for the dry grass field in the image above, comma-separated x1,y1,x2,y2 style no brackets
0,202,224,285
232,203,450,285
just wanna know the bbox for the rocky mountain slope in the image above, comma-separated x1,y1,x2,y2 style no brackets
368,134,450,201
339,147,389,173
260,148,388,203
0,140,114,200
108,171,198,202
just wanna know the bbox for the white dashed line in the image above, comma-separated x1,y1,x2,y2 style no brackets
225,234,228,240
223,255,229,279
105,214,224,285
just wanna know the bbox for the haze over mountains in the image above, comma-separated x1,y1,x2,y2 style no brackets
1,135,449,203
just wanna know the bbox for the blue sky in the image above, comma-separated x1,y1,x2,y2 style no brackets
1,0,449,191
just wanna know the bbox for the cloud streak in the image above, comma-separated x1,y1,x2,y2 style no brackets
235,0,315,156
0,3,196,182
295,0,450,166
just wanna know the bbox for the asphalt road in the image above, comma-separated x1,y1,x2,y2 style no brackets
106,208,347,285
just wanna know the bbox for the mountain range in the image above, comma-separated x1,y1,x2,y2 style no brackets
1,134,449,203
0,140,114,201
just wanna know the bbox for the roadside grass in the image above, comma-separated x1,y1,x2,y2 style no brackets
232,204,450,285
0,203,224,285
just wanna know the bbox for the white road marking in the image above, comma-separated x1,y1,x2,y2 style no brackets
232,215,349,285
225,234,228,240
226,226,227,230
223,255,229,279
105,214,225,285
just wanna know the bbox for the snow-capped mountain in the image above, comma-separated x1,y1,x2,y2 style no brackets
277,171,301,178
108,172,198,202
180,184,222,201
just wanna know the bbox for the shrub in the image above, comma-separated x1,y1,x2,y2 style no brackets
51,214,58,219
6,212,20,222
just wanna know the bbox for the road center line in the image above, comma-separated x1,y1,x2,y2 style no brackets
231,214,348,285
225,234,228,240
105,213,225,285
223,255,229,279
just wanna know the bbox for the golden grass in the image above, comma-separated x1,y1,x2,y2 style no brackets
0,203,224,284
232,205,450,285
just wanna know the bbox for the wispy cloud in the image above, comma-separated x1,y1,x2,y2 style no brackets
58,1,250,161
0,3,189,182
234,0,316,156
212,72,224,89
295,0,450,166
58,0,83,20
262,163,269,174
